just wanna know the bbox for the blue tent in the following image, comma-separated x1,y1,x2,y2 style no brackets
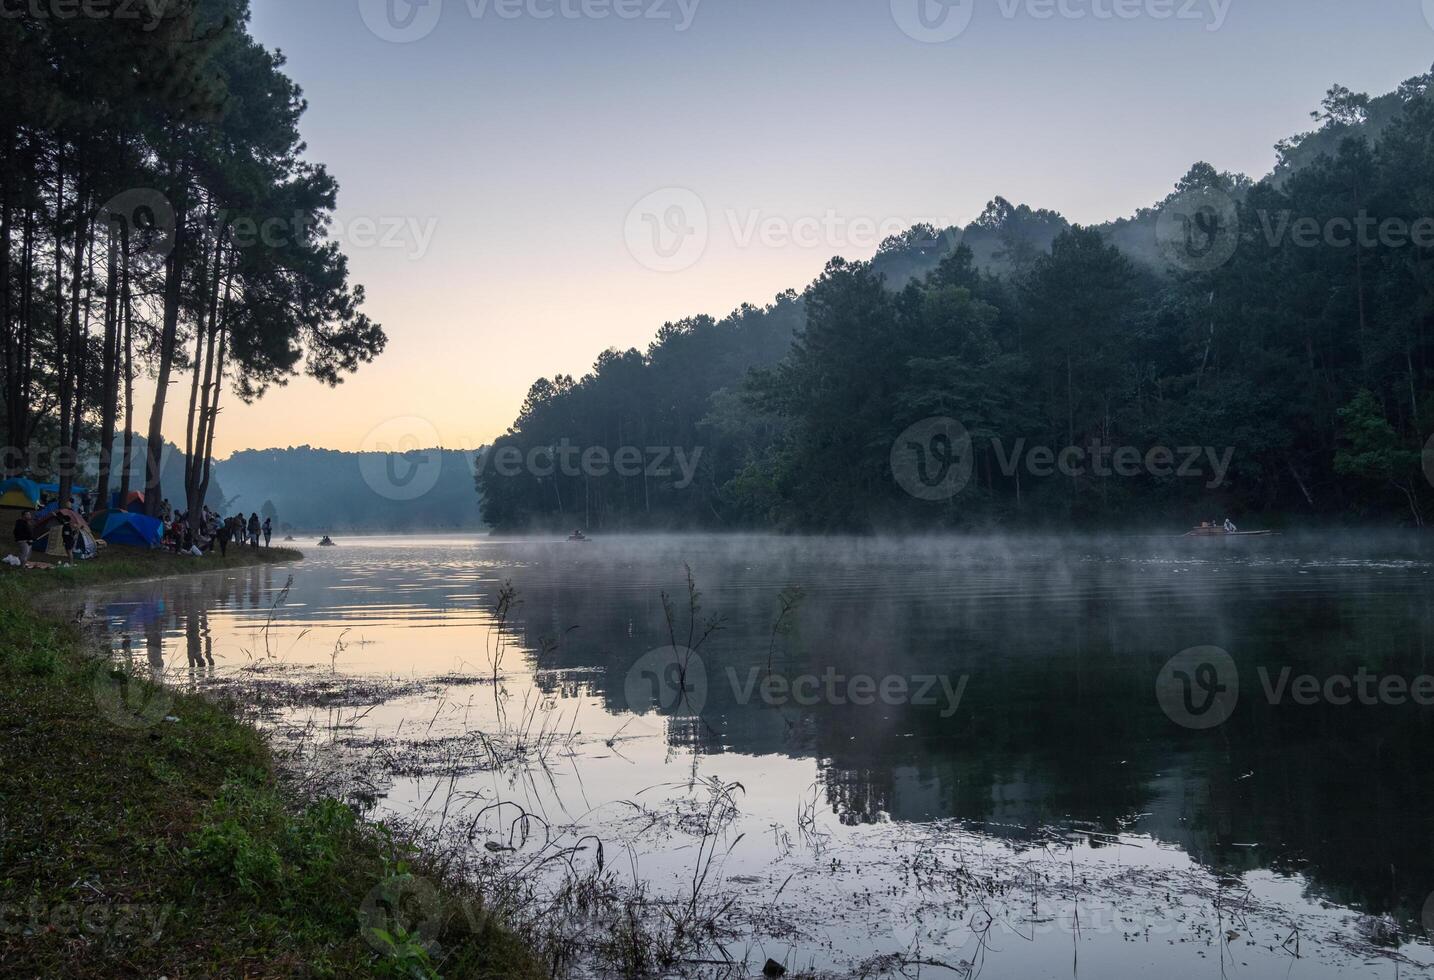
96,511,163,548
37,482,90,496
0,477,42,509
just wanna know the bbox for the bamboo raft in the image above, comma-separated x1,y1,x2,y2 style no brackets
1182,527,1276,538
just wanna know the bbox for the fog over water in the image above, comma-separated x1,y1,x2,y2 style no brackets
83,532,1434,976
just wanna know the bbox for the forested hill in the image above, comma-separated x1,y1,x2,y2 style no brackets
86,435,228,511
215,447,484,532
479,65,1434,533
873,78,1428,284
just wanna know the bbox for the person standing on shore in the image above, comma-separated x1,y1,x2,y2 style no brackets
59,515,76,559
247,513,260,549
262,517,272,548
12,510,33,566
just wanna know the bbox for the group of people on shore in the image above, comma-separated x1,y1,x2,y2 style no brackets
8,496,276,568
162,505,272,556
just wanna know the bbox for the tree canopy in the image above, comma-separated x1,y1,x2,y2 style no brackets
0,0,386,515
479,66,1434,532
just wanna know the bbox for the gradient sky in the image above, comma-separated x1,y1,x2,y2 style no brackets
161,0,1434,458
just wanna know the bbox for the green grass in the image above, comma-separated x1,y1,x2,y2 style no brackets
1,540,305,596
0,546,545,979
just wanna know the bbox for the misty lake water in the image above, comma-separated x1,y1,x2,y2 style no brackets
81,533,1434,977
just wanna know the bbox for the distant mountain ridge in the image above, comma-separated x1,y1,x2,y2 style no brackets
94,437,483,531
214,445,484,532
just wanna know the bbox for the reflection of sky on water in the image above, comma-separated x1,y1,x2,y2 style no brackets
83,534,1434,977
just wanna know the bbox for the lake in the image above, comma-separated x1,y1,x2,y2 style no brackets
82,533,1434,977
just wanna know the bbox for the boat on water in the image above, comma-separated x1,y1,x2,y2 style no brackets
567,529,590,542
318,535,336,546
1183,525,1275,538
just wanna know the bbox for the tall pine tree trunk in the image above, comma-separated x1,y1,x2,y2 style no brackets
0,127,13,458
197,315,228,512
183,219,217,508
196,247,233,511
188,234,226,518
119,222,135,500
12,187,36,464
143,175,189,518
52,155,70,497
63,196,93,505
96,222,121,507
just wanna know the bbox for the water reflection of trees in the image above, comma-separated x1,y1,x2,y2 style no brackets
91,546,1434,927
100,565,285,689
501,551,1434,927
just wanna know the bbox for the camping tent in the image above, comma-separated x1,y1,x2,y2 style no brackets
95,511,163,549
0,479,43,543
43,523,74,558
36,482,89,497
109,489,145,513
35,508,101,559
36,507,93,532
0,478,41,510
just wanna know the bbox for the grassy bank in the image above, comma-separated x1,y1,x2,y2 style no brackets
0,545,543,979
5,541,305,594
